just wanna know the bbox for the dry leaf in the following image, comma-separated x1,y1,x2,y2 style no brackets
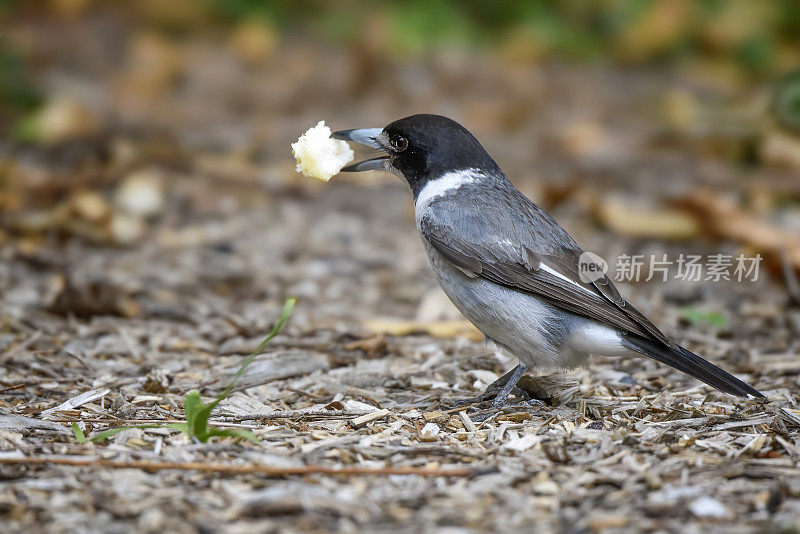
364,319,483,341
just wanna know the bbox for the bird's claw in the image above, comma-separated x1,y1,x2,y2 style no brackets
453,387,544,409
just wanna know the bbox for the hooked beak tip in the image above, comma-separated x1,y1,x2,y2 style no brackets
330,130,351,141
331,128,384,150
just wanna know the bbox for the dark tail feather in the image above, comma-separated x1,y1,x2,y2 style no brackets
622,334,764,398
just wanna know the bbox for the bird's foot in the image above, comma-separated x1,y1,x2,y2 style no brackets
452,388,503,407
468,398,546,423
453,364,531,408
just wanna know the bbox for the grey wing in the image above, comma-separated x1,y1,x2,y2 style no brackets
418,198,674,347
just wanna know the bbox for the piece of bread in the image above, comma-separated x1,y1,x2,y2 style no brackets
292,121,354,181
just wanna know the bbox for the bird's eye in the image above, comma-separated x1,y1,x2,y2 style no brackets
390,136,408,152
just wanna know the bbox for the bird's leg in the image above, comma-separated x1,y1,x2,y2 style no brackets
454,363,529,407
490,363,529,408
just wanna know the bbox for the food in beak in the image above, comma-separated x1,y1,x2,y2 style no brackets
291,121,354,181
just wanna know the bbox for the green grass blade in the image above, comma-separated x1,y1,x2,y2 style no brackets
207,298,295,411
72,423,86,444
90,425,160,443
183,389,212,440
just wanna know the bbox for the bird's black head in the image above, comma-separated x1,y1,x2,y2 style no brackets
333,114,501,197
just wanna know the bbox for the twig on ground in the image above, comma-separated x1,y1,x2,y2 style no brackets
232,409,375,421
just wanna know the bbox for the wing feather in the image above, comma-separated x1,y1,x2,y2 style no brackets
418,194,673,346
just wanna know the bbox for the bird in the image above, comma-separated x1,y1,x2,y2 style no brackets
331,114,764,407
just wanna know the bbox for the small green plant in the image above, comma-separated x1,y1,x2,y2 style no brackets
73,298,295,444
166,390,258,442
679,307,728,329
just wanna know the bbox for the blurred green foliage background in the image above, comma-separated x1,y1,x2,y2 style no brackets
2,0,800,131
205,0,800,72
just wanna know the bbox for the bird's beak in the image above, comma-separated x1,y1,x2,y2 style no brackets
331,128,389,172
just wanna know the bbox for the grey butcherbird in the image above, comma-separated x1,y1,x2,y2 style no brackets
332,114,763,406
